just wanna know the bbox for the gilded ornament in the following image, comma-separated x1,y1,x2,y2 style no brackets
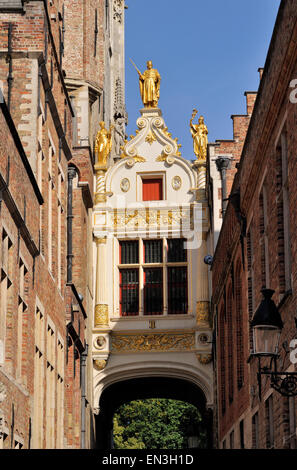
190,109,208,160
96,237,107,245
130,59,161,108
95,121,114,166
95,304,109,327
94,359,107,370
111,332,195,353
196,301,210,326
156,154,166,162
196,353,212,365
95,192,107,204
145,131,156,145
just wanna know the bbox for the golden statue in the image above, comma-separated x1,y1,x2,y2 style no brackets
95,121,114,165
190,109,208,160
130,59,161,108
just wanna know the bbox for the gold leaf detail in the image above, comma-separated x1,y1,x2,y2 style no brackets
95,304,109,327
196,354,212,365
145,131,156,145
111,333,195,352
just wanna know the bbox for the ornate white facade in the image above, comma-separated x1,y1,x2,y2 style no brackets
91,106,214,415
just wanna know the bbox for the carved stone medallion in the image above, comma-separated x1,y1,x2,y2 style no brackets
120,178,130,192
172,175,182,191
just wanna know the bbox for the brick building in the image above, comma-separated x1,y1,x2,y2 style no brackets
0,0,109,449
210,0,297,449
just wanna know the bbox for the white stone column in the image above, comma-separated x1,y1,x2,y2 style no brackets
94,237,109,328
196,232,210,327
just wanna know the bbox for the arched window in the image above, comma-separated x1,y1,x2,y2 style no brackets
226,285,234,403
235,261,244,390
219,304,226,415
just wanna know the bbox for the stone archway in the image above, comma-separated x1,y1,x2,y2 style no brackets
95,376,213,449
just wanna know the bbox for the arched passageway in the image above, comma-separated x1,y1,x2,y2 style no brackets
95,377,213,449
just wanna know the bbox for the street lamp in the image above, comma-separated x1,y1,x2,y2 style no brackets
251,288,297,398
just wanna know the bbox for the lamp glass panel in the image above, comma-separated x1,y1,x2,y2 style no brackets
253,326,281,355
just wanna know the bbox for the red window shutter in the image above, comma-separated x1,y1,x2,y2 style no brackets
142,178,163,201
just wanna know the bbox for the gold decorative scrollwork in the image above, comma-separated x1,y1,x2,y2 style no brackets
145,131,156,145
111,333,195,353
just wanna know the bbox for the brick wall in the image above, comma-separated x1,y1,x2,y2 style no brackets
212,0,297,449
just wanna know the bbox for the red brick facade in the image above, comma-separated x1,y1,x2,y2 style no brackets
211,0,297,449
0,0,101,448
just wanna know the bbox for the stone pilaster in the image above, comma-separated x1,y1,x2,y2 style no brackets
196,232,210,326
94,237,109,328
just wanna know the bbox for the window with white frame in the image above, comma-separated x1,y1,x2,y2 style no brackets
118,238,188,316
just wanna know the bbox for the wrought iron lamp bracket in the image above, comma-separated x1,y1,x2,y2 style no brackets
255,354,297,399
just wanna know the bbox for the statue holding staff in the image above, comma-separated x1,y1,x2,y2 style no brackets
190,109,208,160
130,59,161,108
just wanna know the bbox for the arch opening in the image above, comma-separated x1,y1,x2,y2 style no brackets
95,376,213,449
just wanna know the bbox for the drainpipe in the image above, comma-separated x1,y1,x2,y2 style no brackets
215,156,231,217
81,343,88,449
67,167,76,283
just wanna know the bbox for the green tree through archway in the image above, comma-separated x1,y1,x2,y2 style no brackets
113,398,207,449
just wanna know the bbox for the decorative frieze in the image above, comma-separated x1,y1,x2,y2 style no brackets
111,332,195,353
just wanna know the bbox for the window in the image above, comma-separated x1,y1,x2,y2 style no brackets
276,130,291,295
265,395,274,449
46,321,56,448
57,166,64,291
240,419,245,449
219,305,226,415
235,262,244,390
227,286,234,403
283,397,296,449
247,226,255,351
0,230,13,365
230,430,234,449
119,239,188,316
167,267,187,315
142,178,163,201
17,259,28,379
48,142,54,273
33,303,45,448
252,412,259,449
56,337,64,448
259,183,269,288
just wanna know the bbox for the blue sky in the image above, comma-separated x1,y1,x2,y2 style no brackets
124,0,281,160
